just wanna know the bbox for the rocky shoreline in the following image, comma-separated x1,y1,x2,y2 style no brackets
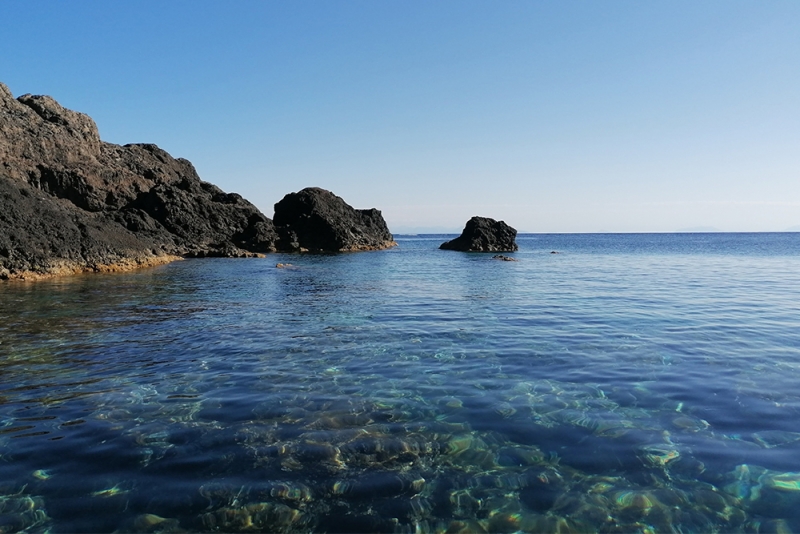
0,83,395,280
1,82,521,282
2,255,184,282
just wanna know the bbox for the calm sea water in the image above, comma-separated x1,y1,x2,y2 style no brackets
1,233,800,533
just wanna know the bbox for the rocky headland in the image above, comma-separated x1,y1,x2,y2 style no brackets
440,216,518,252
0,83,394,280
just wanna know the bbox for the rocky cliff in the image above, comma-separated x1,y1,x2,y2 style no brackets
0,82,279,279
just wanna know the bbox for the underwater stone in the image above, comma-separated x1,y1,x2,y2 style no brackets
331,471,416,499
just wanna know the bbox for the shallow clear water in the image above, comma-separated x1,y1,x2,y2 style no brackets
1,233,800,533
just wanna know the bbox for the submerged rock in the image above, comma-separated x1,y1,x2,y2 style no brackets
273,187,396,252
440,216,518,252
0,81,277,279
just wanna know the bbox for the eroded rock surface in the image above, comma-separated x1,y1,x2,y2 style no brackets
440,216,518,252
0,82,277,279
273,187,396,252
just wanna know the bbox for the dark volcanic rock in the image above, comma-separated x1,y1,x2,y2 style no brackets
440,216,518,252
0,176,173,278
273,187,396,252
0,82,277,279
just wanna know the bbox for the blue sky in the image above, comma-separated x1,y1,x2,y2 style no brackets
2,1,798,232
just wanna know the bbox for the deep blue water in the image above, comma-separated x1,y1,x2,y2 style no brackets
1,233,800,533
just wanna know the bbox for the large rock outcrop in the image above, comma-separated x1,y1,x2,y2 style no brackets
0,82,277,279
273,187,396,252
440,216,518,252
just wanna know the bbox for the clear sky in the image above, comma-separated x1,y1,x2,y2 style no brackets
1,1,798,233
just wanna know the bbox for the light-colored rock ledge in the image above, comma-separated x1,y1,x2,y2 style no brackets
1,255,183,282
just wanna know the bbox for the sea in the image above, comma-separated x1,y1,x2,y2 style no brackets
1,232,799,533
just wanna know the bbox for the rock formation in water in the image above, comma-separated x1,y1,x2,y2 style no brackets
273,187,396,252
440,216,518,252
0,82,278,279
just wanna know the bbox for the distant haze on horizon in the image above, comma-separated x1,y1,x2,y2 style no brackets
2,1,798,233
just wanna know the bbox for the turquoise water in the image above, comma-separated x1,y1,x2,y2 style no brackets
1,233,800,533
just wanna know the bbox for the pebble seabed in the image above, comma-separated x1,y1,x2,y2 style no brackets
4,370,800,534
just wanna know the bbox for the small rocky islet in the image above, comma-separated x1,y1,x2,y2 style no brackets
273,187,396,253
0,82,395,280
440,216,518,253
